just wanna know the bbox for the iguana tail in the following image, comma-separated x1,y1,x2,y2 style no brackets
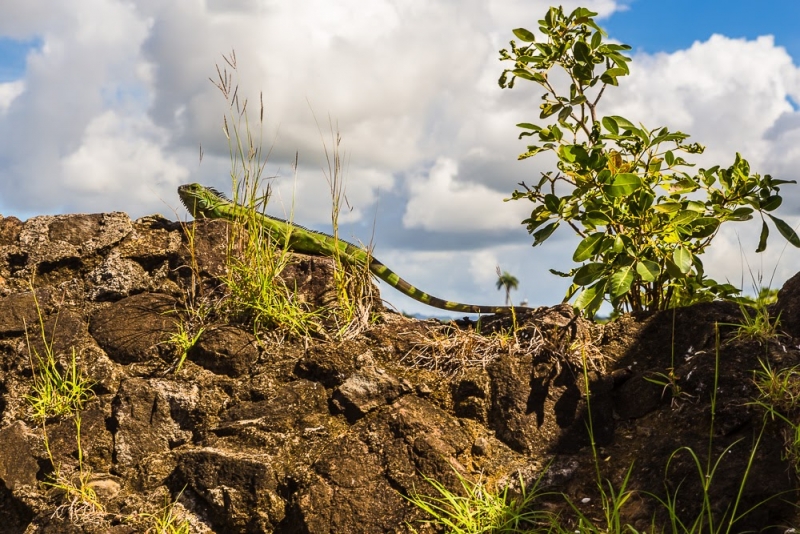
368,258,526,315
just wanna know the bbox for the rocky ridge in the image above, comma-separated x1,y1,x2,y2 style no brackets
0,211,798,532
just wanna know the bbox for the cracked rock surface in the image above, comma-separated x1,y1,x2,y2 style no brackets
0,212,798,532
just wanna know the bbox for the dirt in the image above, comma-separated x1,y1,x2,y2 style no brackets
0,211,798,533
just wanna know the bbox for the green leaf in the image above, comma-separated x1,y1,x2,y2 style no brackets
570,94,587,105
573,41,592,63
512,28,537,42
590,31,602,49
609,265,635,298
603,173,642,197
573,232,605,262
601,116,618,135
557,105,573,124
607,115,636,131
540,103,562,119
512,68,535,81
673,246,692,274
574,281,606,315
767,214,800,247
730,207,754,221
544,194,560,213
669,178,699,194
559,144,589,164
584,210,611,226
756,220,768,253
688,217,720,239
516,123,542,131
654,202,682,214
613,234,624,253
574,263,606,286
532,221,559,245
671,210,699,226
760,195,782,212
664,259,683,279
636,260,660,282
664,150,675,167
685,200,705,213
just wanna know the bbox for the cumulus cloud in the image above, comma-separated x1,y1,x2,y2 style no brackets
605,35,800,172
60,111,189,211
0,0,623,219
0,81,24,114
2,0,800,308
403,157,530,232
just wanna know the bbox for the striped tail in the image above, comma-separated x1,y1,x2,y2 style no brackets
368,258,529,315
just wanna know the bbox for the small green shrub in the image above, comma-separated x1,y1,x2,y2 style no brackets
499,6,799,318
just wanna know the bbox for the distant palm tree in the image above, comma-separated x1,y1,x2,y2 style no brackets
495,267,519,306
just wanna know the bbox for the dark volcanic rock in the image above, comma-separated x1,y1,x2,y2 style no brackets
0,211,798,533
777,270,800,338
331,365,412,422
174,448,285,533
90,292,178,364
218,378,328,434
0,292,40,336
0,421,39,490
111,377,194,471
189,326,259,377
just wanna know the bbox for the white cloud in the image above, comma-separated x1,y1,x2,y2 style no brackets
2,0,800,309
0,81,24,114
605,35,799,169
60,111,189,212
403,157,529,231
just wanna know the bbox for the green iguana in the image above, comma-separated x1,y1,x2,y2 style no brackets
178,183,532,314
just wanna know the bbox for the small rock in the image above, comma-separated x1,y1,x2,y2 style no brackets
471,437,490,456
331,366,411,422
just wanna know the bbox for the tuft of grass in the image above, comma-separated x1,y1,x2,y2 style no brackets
24,283,103,524
752,359,800,477
753,359,800,414
27,345,95,422
24,285,94,422
211,51,324,339
727,242,782,344
44,412,106,525
166,321,205,374
139,489,192,534
405,467,551,533
402,322,543,378
730,295,781,343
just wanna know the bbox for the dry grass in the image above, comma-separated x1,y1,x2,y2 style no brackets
401,322,545,378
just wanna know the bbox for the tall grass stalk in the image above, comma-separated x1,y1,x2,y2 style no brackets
652,324,772,534
211,51,322,338
314,111,376,338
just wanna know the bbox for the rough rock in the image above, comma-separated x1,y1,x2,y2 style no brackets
90,293,178,364
0,212,796,533
0,421,40,489
189,326,259,377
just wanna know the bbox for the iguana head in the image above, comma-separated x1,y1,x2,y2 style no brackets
178,183,230,218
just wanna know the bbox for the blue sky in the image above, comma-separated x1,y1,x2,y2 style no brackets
1,0,799,315
607,1,800,59
0,37,38,82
